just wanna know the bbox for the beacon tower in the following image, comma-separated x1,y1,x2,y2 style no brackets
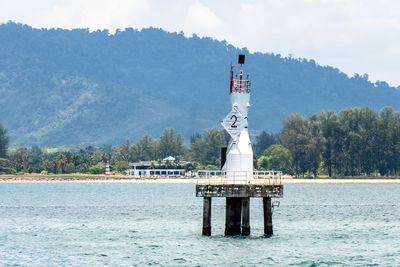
196,54,284,236
221,54,253,183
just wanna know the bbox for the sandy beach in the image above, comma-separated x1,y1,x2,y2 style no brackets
1,175,400,184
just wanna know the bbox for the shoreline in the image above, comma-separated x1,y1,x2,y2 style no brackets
1,176,400,184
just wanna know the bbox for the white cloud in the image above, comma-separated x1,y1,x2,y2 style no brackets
0,0,150,32
45,0,150,32
0,0,400,85
182,1,221,37
240,3,256,16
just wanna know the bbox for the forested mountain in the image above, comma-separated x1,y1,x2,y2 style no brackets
1,22,399,146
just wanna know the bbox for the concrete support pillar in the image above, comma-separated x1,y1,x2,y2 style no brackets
263,197,273,236
225,197,242,235
241,197,250,235
202,197,212,236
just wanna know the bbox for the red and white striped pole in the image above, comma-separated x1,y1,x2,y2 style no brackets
105,161,110,176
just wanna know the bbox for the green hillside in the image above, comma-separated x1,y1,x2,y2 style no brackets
0,22,399,145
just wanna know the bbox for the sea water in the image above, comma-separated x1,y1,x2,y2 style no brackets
1,183,400,266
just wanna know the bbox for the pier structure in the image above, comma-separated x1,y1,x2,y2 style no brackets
196,54,284,236
196,171,283,236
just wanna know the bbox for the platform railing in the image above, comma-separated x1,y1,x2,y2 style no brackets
231,79,251,93
196,170,282,185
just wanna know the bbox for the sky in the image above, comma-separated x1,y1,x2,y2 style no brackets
1,0,399,86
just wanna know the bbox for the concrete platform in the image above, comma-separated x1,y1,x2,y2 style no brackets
196,184,283,198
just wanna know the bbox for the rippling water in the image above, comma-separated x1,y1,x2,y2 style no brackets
1,183,400,266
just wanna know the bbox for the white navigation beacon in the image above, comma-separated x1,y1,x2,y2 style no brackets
221,54,254,184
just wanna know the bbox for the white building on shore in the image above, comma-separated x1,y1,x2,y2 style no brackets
127,156,187,177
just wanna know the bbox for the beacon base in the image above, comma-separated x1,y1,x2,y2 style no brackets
196,183,283,236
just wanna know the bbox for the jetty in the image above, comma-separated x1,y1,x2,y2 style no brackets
196,171,283,235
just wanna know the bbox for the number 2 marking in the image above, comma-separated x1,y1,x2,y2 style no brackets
231,115,237,128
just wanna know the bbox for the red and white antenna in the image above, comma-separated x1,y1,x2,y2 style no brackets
229,54,250,94
105,161,110,176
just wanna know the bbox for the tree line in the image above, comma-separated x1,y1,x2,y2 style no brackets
276,106,400,177
0,127,232,174
2,106,400,177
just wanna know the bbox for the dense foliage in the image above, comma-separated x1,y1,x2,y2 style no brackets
0,124,9,158
1,22,400,146
3,106,400,178
0,126,227,174
280,106,400,177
